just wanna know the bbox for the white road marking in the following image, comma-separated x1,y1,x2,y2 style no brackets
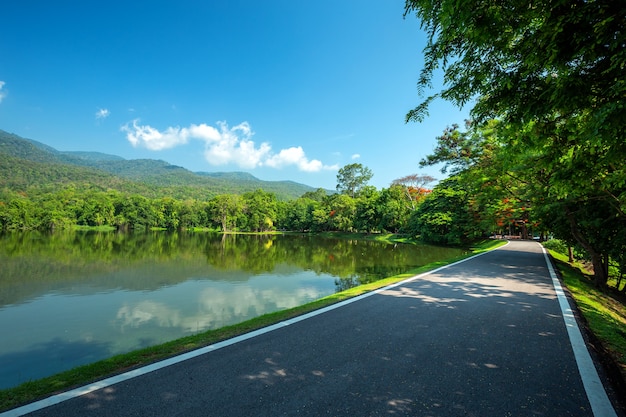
541,246,617,417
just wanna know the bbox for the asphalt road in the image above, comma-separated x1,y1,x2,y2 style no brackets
5,240,621,416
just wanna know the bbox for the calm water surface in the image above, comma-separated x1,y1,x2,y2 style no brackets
0,231,467,389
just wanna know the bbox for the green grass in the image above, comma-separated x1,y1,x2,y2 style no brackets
548,250,626,382
0,238,504,412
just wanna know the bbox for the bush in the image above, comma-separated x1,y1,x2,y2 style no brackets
543,239,587,261
542,238,569,255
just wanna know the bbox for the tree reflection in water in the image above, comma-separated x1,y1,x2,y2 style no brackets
0,231,467,389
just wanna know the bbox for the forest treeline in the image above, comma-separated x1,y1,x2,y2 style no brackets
0,159,537,247
0,179,430,236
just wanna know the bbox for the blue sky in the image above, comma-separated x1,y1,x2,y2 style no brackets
0,1,469,190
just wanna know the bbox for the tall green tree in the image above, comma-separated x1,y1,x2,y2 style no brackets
336,163,373,198
209,194,245,232
378,185,412,233
407,177,483,245
242,189,278,232
154,197,181,230
0,192,40,230
353,186,381,233
280,197,319,232
326,193,357,232
113,194,155,230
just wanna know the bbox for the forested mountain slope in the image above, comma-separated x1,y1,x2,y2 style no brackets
0,130,319,200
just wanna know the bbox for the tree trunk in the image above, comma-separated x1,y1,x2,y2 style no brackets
590,253,609,287
521,222,529,240
565,207,608,287
568,246,574,263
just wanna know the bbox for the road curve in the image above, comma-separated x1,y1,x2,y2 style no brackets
3,240,621,416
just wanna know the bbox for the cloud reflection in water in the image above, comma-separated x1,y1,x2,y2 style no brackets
115,278,327,334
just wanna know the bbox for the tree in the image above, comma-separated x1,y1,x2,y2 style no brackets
404,0,626,206
155,197,181,230
407,177,484,245
36,192,73,230
404,0,626,138
326,193,357,232
209,194,244,232
405,0,626,219
75,191,115,227
242,189,278,232
0,192,40,230
280,198,317,232
392,173,435,210
300,188,328,202
310,206,331,232
377,185,411,233
353,186,381,233
113,194,154,230
179,199,206,229
336,163,373,198
420,118,625,285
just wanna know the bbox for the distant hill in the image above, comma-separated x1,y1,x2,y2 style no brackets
0,129,324,200
63,151,126,162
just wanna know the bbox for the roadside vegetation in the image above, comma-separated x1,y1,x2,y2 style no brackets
546,242,626,392
0,238,503,412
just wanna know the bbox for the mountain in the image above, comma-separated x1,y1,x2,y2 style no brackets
0,130,323,200
63,151,126,162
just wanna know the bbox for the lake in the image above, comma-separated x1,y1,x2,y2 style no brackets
0,231,467,389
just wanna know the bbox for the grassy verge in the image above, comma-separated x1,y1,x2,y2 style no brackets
548,250,626,387
0,238,504,412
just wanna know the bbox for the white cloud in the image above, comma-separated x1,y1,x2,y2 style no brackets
201,121,271,168
121,120,336,172
351,153,361,160
121,119,190,150
95,108,110,119
265,146,337,172
0,81,6,103
187,123,220,141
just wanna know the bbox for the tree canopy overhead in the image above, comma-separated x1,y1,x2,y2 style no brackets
405,0,625,136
